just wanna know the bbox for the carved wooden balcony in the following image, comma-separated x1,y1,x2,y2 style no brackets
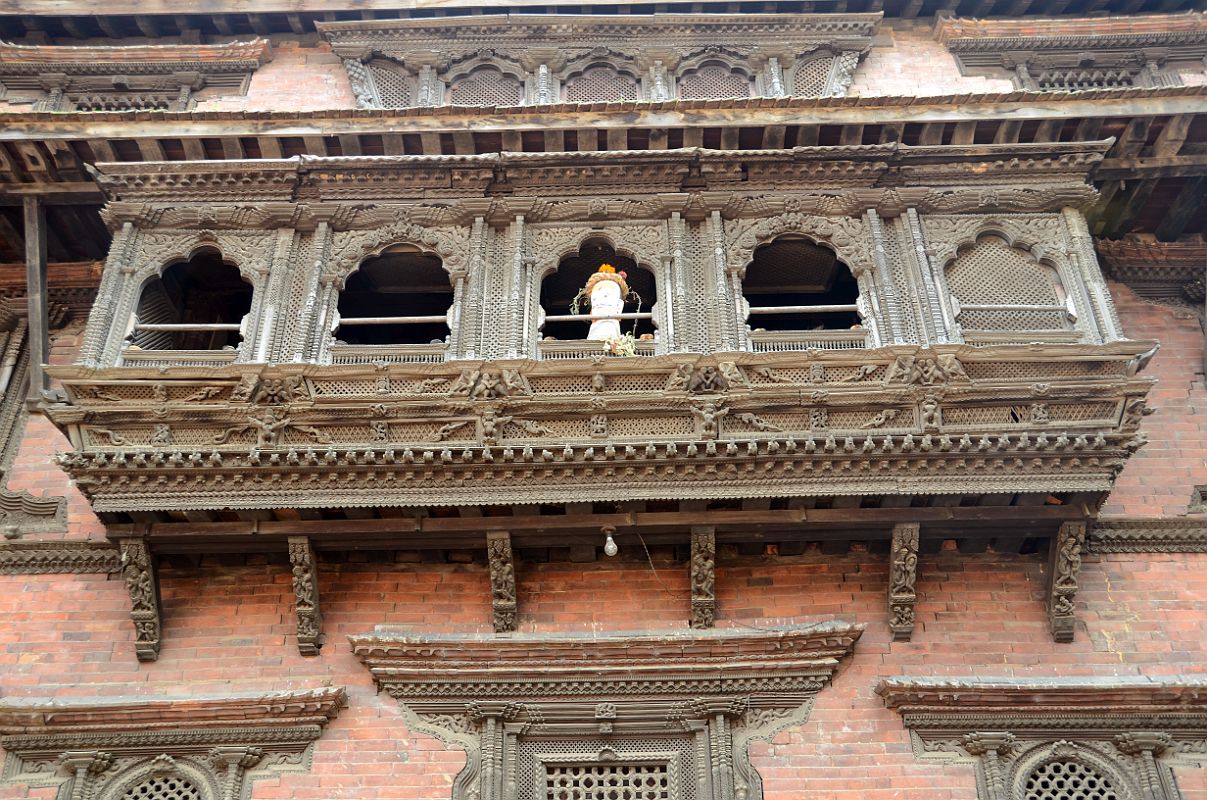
46,341,1155,517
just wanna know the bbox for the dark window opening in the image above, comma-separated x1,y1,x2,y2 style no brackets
743,237,861,332
336,246,451,346
539,240,656,343
131,248,252,351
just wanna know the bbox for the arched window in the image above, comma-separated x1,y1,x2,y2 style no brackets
945,235,1073,337
130,248,252,352
678,61,752,100
538,239,656,349
1021,758,1124,800
791,53,837,96
118,774,205,800
564,64,640,103
367,57,414,108
335,245,452,348
742,237,863,350
447,66,524,106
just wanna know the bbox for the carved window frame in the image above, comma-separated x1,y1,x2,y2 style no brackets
922,216,1091,346
443,52,529,107
559,52,644,104
784,46,866,97
527,224,670,359
674,50,759,100
725,213,881,353
351,624,862,800
0,688,346,800
91,231,276,369
879,678,1207,800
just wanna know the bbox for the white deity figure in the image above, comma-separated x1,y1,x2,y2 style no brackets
579,264,629,342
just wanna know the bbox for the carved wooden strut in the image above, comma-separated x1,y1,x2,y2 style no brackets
487,530,517,633
690,525,717,629
888,522,920,642
288,536,323,655
119,538,162,662
1047,520,1087,643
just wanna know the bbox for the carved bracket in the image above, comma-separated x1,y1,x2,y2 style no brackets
1047,520,1086,643
288,536,323,655
486,530,518,633
690,525,717,629
118,538,162,662
888,522,920,642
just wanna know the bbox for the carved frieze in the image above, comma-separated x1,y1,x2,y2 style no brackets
351,623,862,800
1089,518,1207,553
46,342,1156,512
0,687,345,800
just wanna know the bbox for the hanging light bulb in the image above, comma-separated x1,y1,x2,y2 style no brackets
602,525,618,557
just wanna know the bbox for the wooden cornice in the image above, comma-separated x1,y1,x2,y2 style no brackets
935,11,1207,50
0,38,271,72
0,687,346,736
878,677,1207,713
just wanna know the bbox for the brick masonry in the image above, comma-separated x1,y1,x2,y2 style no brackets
1,286,1205,797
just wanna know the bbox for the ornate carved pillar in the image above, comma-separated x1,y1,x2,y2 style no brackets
905,208,952,345
888,522,920,641
668,212,687,352
119,538,162,662
23,197,48,403
1115,732,1174,800
961,732,1015,800
1047,521,1086,643
95,223,144,367
462,216,487,359
865,210,907,345
690,525,716,629
709,211,738,351
506,215,525,359
291,224,330,363
253,228,295,363
487,531,517,632
288,536,323,655
1063,207,1123,342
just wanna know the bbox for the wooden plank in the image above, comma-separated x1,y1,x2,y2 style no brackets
181,138,205,161
1154,175,1207,241
762,125,785,149
23,196,48,403
257,136,284,159
451,132,475,155
381,133,405,156
543,129,566,152
136,138,167,161
1152,114,1193,157
1097,154,1207,180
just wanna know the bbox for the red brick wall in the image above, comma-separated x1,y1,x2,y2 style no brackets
2,284,1205,798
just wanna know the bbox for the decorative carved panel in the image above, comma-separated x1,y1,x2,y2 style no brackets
0,39,270,111
935,14,1207,91
879,678,1207,800
352,624,862,800
0,688,345,800
319,14,879,108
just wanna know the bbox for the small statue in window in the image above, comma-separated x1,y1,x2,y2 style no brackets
572,264,640,347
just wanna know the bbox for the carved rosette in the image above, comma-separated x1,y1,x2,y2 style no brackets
352,623,861,800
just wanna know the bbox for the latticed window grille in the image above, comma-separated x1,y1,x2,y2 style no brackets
1035,69,1136,91
677,63,751,100
792,56,835,96
565,66,639,103
448,67,524,106
367,58,413,107
545,764,671,800
1022,760,1122,800
121,775,204,800
944,236,1072,332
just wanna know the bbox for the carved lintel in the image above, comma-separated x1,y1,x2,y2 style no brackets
287,536,322,655
486,530,517,633
1047,521,1086,643
888,522,920,642
119,539,161,662
690,525,716,629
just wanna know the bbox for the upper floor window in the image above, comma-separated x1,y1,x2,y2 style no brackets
678,60,752,100
448,66,525,106
538,239,656,353
742,237,865,351
564,64,640,103
366,57,415,108
945,235,1073,338
129,248,251,352
334,245,452,348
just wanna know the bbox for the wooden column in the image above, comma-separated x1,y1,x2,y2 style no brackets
1047,521,1086,643
119,539,162,662
888,522,920,641
288,536,323,655
23,197,48,404
487,531,517,632
690,525,716,629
